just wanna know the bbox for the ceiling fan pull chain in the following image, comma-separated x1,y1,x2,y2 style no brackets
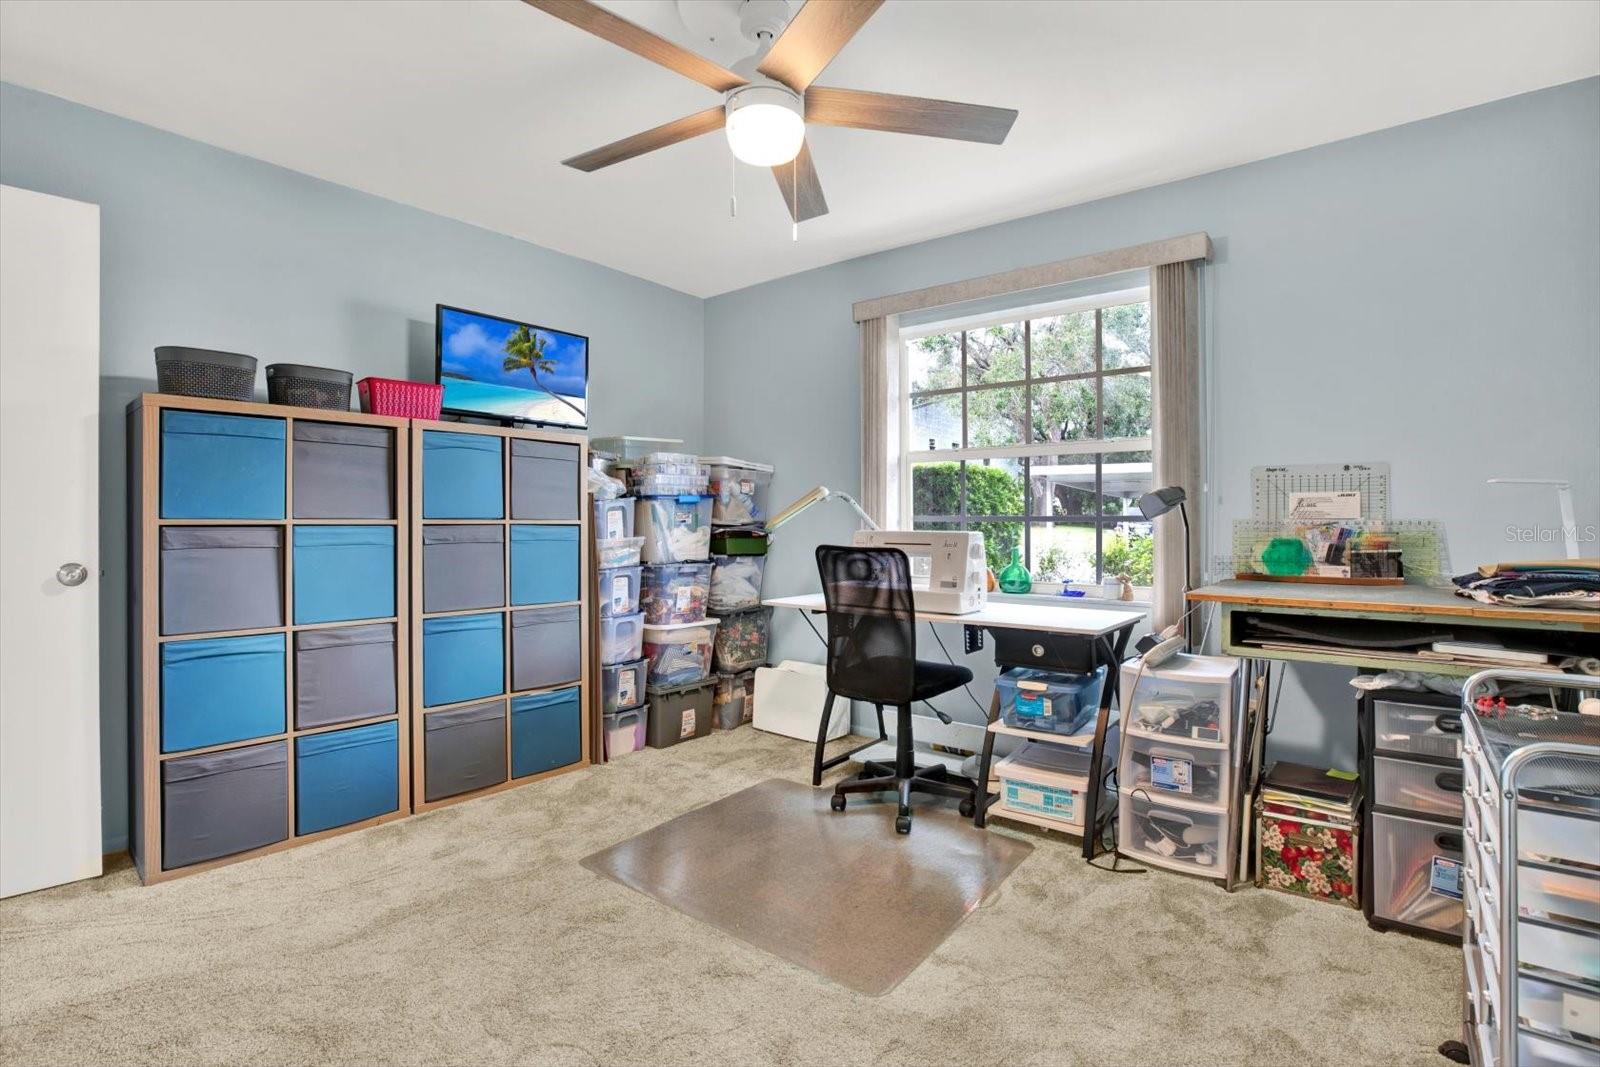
791,158,798,242
729,150,738,219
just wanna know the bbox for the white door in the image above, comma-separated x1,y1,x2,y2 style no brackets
0,185,102,897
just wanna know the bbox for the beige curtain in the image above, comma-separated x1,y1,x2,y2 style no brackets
1150,261,1202,636
858,314,901,526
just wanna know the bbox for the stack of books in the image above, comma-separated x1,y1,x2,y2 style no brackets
1255,761,1361,908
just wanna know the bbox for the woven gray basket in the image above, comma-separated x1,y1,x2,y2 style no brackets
155,347,257,401
266,364,352,411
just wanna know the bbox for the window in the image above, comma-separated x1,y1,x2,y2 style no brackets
901,288,1154,596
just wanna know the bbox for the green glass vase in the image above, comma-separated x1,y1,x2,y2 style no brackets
997,547,1032,594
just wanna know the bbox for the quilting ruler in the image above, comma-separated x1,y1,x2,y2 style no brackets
1251,463,1391,522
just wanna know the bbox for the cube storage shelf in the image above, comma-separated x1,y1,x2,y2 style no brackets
410,424,590,813
129,394,412,885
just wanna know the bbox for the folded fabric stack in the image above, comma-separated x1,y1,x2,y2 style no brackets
1452,559,1600,610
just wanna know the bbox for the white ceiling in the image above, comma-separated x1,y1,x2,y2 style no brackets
2,0,1596,297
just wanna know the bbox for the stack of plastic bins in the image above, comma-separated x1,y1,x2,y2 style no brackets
1360,687,1468,939
701,457,774,527
1116,654,1240,879
592,491,644,762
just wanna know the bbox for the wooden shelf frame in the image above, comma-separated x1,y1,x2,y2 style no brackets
128,393,413,885
408,420,592,815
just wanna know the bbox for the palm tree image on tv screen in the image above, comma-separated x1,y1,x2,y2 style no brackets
438,306,588,427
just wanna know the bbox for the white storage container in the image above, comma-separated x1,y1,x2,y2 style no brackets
641,618,719,687
701,455,774,526
708,554,766,613
753,660,847,742
994,741,1100,829
1372,699,1463,761
1124,732,1230,807
636,495,713,563
1373,755,1465,819
1120,794,1229,874
603,707,646,760
589,436,683,461
1120,653,1237,746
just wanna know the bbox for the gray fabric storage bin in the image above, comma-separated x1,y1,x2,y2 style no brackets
511,605,582,691
162,741,288,869
293,422,394,519
422,525,505,612
160,526,283,636
294,623,397,729
424,699,507,802
510,439,580,520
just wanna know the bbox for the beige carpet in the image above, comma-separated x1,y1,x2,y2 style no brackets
1,728,1461,1067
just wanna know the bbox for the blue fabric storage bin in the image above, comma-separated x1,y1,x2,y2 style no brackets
422,612,504,707
161,410,286,519
422,431,503,519
511,687,582,779
161,633,286,753
295,720,399,835
293,525,396,624
510,524,580,605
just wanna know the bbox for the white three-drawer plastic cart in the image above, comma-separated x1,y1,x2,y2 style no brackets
1453,669,1600,1067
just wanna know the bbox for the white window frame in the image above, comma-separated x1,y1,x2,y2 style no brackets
896,286,1154,599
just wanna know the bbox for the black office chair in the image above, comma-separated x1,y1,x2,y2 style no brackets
815,545,979,834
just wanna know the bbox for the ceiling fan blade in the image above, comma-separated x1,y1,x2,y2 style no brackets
524,0,746,93
771,140,828,222
756,0,883,93
562,106,726,172
806,87,1017,144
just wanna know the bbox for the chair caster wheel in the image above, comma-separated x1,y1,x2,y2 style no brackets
896,814,912,834
830,793,846,812
1437,1041,1469,1064
959,797,975,818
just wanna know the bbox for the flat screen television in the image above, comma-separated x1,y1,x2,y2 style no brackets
435,304,589,430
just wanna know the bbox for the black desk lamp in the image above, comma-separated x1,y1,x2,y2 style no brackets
1138,486,1192,652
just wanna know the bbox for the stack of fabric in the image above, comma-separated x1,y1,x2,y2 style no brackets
1452,560,1600,610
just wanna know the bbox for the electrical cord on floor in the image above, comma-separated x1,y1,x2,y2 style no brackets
1085,765,1147,874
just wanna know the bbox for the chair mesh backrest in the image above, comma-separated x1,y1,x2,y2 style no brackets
815,545,917,705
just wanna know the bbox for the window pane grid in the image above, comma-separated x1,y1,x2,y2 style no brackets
908,298,1152,587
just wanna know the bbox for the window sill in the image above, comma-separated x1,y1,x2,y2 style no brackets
990,590,1152,615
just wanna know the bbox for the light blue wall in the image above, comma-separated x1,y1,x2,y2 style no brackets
0,82,706,852
704,78,1600,761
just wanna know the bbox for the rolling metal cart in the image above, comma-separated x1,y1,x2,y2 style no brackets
1452,669,1600,1067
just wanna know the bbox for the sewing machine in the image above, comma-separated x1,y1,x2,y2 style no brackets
851,529,988,615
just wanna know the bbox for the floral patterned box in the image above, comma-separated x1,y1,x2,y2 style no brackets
1255,799,1360,907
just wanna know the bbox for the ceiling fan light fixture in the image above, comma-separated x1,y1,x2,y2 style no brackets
724,83,805,167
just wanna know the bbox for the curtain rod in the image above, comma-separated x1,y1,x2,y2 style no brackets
852,231,1211,323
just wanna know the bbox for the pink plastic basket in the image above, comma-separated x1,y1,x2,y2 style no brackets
357,377,443,420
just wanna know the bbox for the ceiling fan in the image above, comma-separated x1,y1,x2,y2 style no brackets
524,0,1019,225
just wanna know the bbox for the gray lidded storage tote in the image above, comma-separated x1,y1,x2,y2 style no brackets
161,740,288,870
160,526,283,636
510,439,580,521
422,524,505,613
294,623,397,730
292,422,393,519
424,699,507,802
511,605,582,692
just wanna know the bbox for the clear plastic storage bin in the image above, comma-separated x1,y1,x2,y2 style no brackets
639,562,712,625
712,671,756,730
642,619,718,687
1371,699,1463,761
604,708,647,760
595,536,644,570
599,612,644,666
1125,732,1230,806
1369,811,1464,936
996,667,1106,737
600,658,648,714
598,565,643,618
701,456,774,526
712,608,770,673
636,495,713,563
709,554,766,613
1121,794,1229,873
635,473,709,497
1120,654,1236,745
594,497,635,542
